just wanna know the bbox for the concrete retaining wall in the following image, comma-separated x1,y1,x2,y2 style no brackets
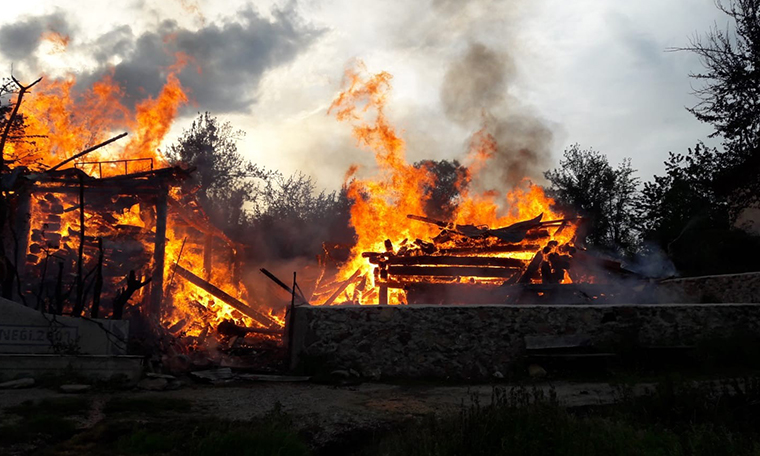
291,303,760,380
659,272,760,303
0,298,128,356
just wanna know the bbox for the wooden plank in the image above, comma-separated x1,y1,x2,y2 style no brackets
175,265,276,327
384,255,525,268
387,265,520,278
260,268,308,304
322,269,362,306
518,251,544,283
436,244,540,255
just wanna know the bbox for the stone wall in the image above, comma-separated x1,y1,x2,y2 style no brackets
291,303,760,380
659,272,760,303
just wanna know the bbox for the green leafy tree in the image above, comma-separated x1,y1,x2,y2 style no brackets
413,159,469,220
678,0,760,212
638,143,760,275
167,112,354,260
165,112,270,234
544,144,640,254
639,143,727,245
249,173,353,259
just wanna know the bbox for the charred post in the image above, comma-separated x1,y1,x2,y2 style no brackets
149,188,168,320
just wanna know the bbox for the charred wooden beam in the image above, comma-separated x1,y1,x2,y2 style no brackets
406,214,448,228
407,214,488,238
48,132,128,172
387,265,520,278
91,238,104,318
524,230,550,240
373,255,526,268
149,189,167,320
72,176,86,316
322,269,362,306
217,320,284,337
112,270,151,319
518,251,544,283
485,213,543,242
436,244,540,255
260,268,307,304
176,265,277,328
379,283,388,305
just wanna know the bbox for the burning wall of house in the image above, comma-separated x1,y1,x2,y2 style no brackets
4,56,281,349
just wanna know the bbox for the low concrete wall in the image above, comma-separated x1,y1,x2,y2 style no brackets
659,272,760,303
291,304,760,380
0,297,128,356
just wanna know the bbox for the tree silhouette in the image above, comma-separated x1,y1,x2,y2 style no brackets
165,112,270,234
413,159,469,221
544,144,640,255
676,0,760,213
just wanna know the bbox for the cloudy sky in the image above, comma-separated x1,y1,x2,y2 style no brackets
0,0,727,190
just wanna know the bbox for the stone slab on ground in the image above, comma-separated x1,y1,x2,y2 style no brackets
0,297,128,356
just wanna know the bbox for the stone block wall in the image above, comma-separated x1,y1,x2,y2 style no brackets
658,272,760,303
291,303,760,380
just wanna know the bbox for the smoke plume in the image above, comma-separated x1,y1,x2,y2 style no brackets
441,41,553,190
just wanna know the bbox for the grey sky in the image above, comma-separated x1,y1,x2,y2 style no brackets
0,0,727,189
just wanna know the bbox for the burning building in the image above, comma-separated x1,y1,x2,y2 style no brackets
1,68,283,361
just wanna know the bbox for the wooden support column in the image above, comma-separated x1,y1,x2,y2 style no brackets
378,265,388,305
149,189,168,320
378,284,388,305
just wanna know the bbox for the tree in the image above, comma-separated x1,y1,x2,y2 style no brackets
544,145,640,254
413,159,469,220
166,112,354,260
637,142,760,275
165,112,270,234
677,0,760,212
639,143,727,246
248,173,353,259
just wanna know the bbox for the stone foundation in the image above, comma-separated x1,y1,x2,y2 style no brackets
659,272,760,303
291,303,760,379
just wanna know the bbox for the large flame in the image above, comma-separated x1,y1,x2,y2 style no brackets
9,48,270,340
325,64,574,304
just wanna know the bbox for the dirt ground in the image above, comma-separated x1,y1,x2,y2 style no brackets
0,379,652,448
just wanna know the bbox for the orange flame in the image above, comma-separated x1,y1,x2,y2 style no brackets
41,31,70,54
10,52,276,340
326,63,576,304
327,65,439,287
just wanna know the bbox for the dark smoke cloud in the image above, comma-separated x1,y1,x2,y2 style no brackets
2,6,323,115
441,41,553,188
0,11,74,60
